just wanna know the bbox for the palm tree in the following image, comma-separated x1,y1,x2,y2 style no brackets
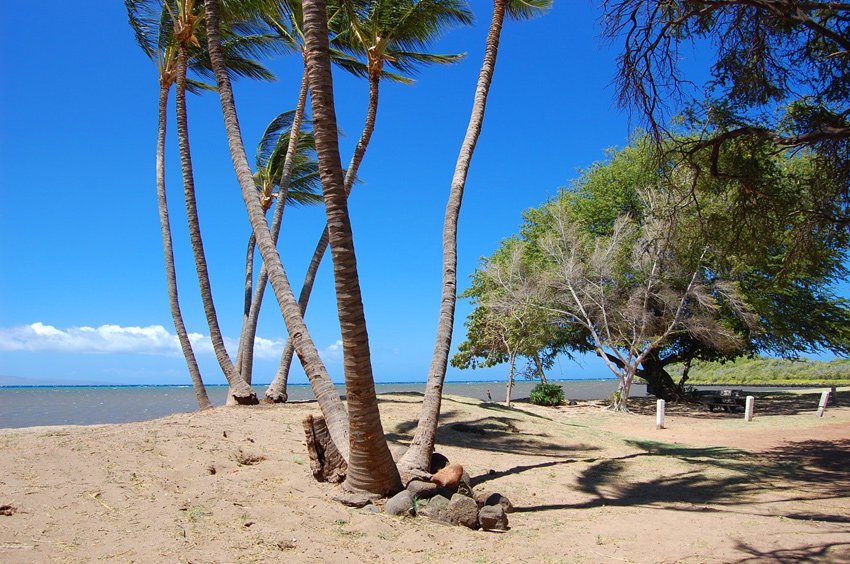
203,0,351,456
235,109,323,385
171,0,282,405
264,0,472,403
301,0,405,495
398,0,551,477
127,0,212,412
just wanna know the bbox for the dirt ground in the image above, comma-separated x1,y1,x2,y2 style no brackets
1,388,849,563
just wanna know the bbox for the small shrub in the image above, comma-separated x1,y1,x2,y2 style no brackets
530,383,564,406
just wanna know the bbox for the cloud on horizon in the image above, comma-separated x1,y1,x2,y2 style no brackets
0,322,288,360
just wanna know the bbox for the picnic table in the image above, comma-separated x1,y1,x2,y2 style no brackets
698,389,746,413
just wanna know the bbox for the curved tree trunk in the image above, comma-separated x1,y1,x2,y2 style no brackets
399,0,508,475
237,70,310,386
156,83,212,412
234,231,255,377
203,0,349,454
638,351,687,402
533,353,548,384
175,45,257,405
301,0,400,495
264,69,381,402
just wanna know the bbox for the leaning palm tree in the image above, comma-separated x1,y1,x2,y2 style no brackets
171,0,282,405
234,112,324,385
203,0,351,456
301,0,404,494
263,0,472,403
126,0,212,411
398,0,551,477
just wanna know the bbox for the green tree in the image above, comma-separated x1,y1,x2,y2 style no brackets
399,0,552,477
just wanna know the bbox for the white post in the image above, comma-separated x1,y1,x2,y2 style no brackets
817,390,830,418
656,399,666,430
744,396,754,422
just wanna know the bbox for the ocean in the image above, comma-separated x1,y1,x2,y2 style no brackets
0,379,639,428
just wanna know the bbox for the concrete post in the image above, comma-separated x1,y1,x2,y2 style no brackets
744,396,755,422
656,399,666,430
817,390,830,418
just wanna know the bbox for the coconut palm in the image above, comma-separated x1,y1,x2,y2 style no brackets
235,111,323,385
264,0,472,403
126,0,277,409
301,0,407,494
203,0,351,455
126,0,212,411
398,0,551,477
170,0,284,405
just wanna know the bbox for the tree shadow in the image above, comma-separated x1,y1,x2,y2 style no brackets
732,539,850,562
629,389,844,417
511,439,850,520
384,408,598,458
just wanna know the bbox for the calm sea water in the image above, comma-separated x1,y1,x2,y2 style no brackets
0,380,641,429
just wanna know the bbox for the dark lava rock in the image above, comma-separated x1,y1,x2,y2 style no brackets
446,494,479,529
478,505,509,531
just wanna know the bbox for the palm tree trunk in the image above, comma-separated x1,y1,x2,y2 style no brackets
156,82,212,412
264,68,380,403
238,70,310,386
234,231,255,377
202,0,349,455
399,0,508,474
301,0,400,495
175,45,258,405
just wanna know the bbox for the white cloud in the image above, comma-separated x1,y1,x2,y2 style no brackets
0,322,286,359
322,339,344,362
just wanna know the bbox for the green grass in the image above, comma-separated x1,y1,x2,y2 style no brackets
669,357,850,386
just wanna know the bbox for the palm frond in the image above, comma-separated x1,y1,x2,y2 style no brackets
506,0,551,21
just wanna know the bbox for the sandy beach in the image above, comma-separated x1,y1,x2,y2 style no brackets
1,389,849,563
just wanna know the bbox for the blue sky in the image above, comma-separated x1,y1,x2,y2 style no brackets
0,1,845,388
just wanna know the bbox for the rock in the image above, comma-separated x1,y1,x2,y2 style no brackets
384,490,414,516
478,505,509,531
430,452,450,473
486,493,514,513
0,505,17,516
407,479,440,498
430,463,464,489
360,504,382,514
446,494,479,529
568,399,578,406
456,471,474,497
416,494,450,521
234,448,266,466
332,492,373,508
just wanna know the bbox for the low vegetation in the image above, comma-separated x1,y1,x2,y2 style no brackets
670,358,850,386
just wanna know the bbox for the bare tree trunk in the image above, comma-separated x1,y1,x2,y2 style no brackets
610,371,633,413
264,69,381,402
399,0,508,474
302,0,400,495
202,0,349,453
156,83,212,412
534,353,547,384
506,353,516,408
238,70,310,386
175,45,257,405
